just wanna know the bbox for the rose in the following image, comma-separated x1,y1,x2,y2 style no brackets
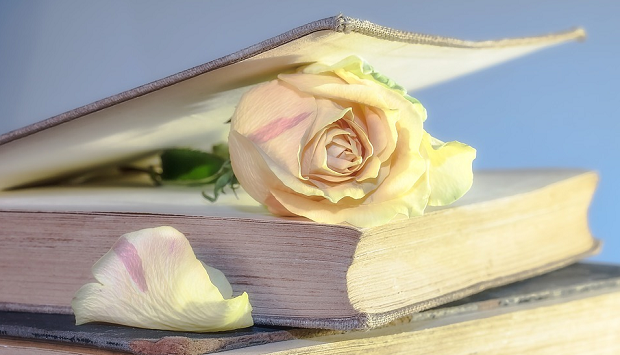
229,56,475,228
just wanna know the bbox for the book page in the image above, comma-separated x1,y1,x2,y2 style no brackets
0,24,583,191
0,170,589,220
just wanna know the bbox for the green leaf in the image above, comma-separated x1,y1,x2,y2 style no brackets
156,147,238,203
160,149,225,183
211,143,230,160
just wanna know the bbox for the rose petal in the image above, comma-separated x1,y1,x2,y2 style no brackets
201,262,233,298
362,124,427,204
303,125,330,177
301,55,409,96
362,106,398,162
235,129,371,204
308,175,380,203
327,154,360,171
342,117,374,169
304,97,351,145
280,71,424,117
229,129,279,204
309,173,355,184
354,155,382,181
232,80,316,179
234,118,374,204
280,73,390,110
72,227,253,332
279,73,427,153
301,100,353,177
421,133,477,206
270,172,429,228
231,130,341,201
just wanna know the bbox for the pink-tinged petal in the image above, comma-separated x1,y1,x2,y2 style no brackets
305,114,371,175
248,112,312,144
111,237,148,293
232,80,317,179
72,227,253,332
241,131,346,201
229,129,284,204
231,130,336,204
420,133,477,206
231,80,314,137
347,102,369,133
233,130,369,204
306,123,376,201
301,101,374,181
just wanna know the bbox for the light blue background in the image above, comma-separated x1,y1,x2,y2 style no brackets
1,1,618,262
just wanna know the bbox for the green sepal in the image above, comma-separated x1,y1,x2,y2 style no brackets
404,94,421,105
202,161,239,202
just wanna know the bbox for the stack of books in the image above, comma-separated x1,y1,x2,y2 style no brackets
0,15,618,354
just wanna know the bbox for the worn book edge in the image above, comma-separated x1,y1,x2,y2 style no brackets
253,241,601,330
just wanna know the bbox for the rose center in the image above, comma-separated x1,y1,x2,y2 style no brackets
325,128,364,174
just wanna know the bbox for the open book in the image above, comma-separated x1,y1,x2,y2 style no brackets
0,15,593,329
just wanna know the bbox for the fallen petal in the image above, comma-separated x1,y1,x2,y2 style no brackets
72,226,253,332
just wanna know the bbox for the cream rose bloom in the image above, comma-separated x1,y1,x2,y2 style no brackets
229,56,475,228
